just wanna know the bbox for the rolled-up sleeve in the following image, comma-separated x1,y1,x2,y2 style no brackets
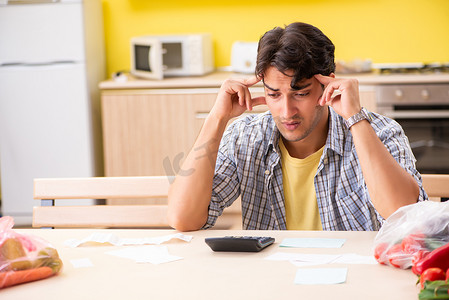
372,114,428,204
202,126,241,229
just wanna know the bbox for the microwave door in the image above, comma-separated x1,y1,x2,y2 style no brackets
132,38,163,80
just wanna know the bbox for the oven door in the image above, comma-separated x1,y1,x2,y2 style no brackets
386,108,449,174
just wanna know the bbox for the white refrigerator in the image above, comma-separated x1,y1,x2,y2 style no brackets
0,0,106,225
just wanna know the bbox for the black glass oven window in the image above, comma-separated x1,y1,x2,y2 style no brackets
135,45,151,71
162,42,182,69
399,118,449,174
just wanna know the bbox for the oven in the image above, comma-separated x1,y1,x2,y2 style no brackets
375,83,449,175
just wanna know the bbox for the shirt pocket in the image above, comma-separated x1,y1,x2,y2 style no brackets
336,184,378,230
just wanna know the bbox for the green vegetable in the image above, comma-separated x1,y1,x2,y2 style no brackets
419,280,449,300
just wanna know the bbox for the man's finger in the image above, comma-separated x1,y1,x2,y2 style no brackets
314,74,333,86
244,76,261,87
321,81,340,104
237,89,246,108
244,87,253,111
251,96,267,107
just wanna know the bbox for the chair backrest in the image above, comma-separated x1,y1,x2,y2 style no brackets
33,176,172,228
421,174,449,201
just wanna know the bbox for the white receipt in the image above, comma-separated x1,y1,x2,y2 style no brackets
64,232,193,248
70,258,94,268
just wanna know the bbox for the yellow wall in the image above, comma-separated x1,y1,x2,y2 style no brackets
101,0,449,76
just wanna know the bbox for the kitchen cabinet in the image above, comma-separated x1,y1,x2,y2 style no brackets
102,90,217,181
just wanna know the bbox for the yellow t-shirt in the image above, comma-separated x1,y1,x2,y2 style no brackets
279,139,324,230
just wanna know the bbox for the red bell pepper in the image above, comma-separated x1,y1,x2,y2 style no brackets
413,242,449,275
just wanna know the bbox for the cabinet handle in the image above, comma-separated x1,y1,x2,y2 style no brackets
195,113,210,120
195,110,268,120
384,110,449,119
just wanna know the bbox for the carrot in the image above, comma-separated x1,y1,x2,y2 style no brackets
0,266,54,289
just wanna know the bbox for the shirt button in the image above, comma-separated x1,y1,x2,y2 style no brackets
265,170,270,175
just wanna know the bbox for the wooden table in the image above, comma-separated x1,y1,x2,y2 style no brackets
2,229,418,299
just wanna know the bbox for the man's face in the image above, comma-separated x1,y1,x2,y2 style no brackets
263,66,328,145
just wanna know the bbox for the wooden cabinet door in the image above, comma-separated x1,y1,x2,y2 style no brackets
102,89,216,177
102,88,266,179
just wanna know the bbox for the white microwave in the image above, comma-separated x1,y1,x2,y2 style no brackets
130,34,214,80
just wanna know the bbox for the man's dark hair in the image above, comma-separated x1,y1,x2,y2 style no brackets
255,22,335,88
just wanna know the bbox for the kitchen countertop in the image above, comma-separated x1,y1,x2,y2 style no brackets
99,71,449,90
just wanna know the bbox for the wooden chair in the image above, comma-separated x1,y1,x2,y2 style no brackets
32,176,172,228
421,174,449,202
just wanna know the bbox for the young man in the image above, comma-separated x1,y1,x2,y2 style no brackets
167,22,427,232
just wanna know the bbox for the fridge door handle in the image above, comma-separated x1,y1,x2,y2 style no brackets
1,0,60,5
1,61,77,67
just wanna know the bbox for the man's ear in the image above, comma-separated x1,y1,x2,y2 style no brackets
329,73,336,78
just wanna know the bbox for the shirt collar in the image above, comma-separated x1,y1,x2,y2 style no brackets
267,114,280,156
325,107,346,156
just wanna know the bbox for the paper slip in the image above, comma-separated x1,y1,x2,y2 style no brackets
294,268,347,285
265,252,376,267
70,258,94,268
280,238,346,248
64,232,193,248
106,245,183,265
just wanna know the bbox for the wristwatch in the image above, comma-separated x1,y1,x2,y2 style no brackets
345,107,371,129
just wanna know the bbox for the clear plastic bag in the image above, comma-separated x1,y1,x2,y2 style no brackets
0,216,63,289
373,201,449,271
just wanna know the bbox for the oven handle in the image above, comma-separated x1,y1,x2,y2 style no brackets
382,110,449,119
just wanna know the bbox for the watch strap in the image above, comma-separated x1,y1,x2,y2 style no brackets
345,107,371,129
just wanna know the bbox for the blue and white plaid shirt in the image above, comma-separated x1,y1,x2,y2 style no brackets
204,107,427,231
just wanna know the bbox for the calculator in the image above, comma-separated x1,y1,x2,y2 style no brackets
205,236,275,252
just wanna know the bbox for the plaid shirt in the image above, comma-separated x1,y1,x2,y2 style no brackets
204,107,427,230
